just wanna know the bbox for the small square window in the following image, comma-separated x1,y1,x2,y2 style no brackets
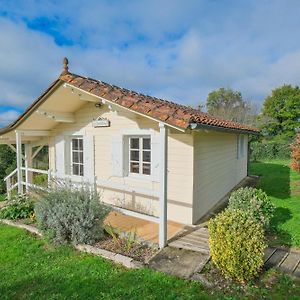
129,137,151,176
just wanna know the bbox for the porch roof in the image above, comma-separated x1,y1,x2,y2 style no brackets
0,58,259,138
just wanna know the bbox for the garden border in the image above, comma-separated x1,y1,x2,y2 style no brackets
0,219,145,269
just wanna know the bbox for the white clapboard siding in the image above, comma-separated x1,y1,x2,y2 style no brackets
111,135,124,177
83,135,95,183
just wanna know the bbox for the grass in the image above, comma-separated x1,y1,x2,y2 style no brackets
0,194,6,201
1,225,300,299
250,160,300,247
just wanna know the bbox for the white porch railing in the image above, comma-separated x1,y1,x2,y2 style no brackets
4,167,51,199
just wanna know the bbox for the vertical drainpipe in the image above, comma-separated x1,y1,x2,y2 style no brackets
15,130,23,194
159,122,168,248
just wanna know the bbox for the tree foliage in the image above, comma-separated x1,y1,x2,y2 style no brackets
261,85,300,140
0,145,16,194
206,87,257,125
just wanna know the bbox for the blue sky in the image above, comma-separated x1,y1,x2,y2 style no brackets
0,0,300,126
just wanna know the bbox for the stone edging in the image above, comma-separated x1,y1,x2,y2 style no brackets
75,244,144,269
0,219,144,269
0,219,42,237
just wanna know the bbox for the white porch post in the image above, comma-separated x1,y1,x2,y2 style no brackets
24,143,33,193
159,122,168,248
15,130,23,194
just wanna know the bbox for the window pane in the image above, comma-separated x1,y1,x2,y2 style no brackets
142,163,151,175
80,165,84,176
73,152,79,163
72,139,78,150
143,138,151,150
143,151,151,162
79,138,83,150
72,164,79,176
130,162,139,173
130,150,139,161
130,138,139,149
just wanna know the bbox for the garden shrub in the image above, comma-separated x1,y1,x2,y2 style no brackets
35,186,110,245
250,140,291,161
208,209,266,282
291,133,300,172
228,187,275,229
0,194,34,220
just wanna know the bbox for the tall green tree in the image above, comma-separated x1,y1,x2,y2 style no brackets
262,85,300,140
206,87,257,125
0,145,16,194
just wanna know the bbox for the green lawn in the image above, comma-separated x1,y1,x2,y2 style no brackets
250,160,300,248
1,225,300,299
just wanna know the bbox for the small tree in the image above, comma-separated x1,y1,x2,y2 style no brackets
291,133,300,172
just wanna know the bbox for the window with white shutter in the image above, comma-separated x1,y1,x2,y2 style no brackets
71,137,84,176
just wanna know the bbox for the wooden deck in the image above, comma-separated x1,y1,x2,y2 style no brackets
104,211,184,244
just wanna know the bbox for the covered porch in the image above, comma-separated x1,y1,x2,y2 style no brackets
1,123,171,248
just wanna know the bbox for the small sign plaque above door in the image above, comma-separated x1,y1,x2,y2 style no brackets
92,117,110,128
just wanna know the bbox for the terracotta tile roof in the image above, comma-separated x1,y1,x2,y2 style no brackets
60,72,259,133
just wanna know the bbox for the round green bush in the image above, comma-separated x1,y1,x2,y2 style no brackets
228,187,275,228
208,209,266,282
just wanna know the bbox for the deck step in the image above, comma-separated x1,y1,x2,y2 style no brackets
265,249,287,269
279,253,300,273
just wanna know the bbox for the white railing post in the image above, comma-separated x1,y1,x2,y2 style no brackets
6,177,11,200
15,130,23,194
159,122,168,248
48,169,51,189
24,143,33,193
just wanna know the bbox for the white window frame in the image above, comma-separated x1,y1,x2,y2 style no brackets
128,135,151,178
71,136,84,177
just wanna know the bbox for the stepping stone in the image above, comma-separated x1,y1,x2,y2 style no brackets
279,252,300,274
149,246,209,278
265,249,288,269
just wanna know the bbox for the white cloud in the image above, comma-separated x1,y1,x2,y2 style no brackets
0,110,20,127
1,0,300,116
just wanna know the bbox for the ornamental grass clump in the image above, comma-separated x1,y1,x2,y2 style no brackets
208,209,266,282
35,186,110,245
228,187,275,229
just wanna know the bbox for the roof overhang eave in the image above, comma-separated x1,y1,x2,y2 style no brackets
63,82,187,132
0,79,62,136
189,122,260,135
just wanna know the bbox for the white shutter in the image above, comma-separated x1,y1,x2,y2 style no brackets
83,135,95,183
111,135,124,177
151,133,160,182
55,135,65,177
64,136,71,175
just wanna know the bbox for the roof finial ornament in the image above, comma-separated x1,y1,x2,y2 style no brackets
62,57,69,75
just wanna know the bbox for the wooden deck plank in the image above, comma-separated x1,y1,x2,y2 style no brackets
104,211,183,244
265,249,287,269
279,253,300,273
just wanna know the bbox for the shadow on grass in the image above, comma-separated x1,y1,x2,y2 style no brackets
268,207,293,247
250,161,290,199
